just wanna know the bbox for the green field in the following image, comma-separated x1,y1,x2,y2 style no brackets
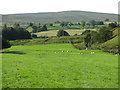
35,29,96,37
2,44,118,88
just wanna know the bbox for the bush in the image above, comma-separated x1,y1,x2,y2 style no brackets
1,38,11,49
2,25,31,40
31,34,38,38
57,30,70,37
97,27,113,43
109,22,118,28
81,30,91,35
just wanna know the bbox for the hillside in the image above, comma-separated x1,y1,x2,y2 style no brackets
2,10,117,24
99,27,119,53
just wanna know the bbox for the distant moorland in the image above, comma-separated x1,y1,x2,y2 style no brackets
2,10,118,24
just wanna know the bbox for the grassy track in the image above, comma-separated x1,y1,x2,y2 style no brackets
2,44,118,88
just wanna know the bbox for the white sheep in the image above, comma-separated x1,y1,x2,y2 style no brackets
91,52,95,54
55,52,59,53
61,51,64,52
80,52,84,54
67,51,69,52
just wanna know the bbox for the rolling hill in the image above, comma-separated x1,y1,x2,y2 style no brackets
2,10,118,24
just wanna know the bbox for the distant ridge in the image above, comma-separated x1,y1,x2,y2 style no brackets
2,10,118,24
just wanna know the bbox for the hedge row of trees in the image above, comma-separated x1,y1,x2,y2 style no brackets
28,23,48,33
58,20,105,28
29,21,118,34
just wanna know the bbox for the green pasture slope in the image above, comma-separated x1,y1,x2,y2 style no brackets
2,44,118,88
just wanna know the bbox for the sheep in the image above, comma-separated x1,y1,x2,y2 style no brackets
67,50,72,52
80,52,84,54
91,52,95,54
115,53,119,56
61,51,64,52
55,52,59,53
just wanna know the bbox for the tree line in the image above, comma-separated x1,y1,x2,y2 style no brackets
1,24,32,49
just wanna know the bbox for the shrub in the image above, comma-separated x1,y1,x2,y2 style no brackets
31,34,38,38
1,38,11,49
2,25,31,40
57,30,70,37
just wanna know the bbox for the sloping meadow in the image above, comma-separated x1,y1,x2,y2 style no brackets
2,44,118,88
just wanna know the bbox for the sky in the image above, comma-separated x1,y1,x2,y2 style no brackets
0,0,119,14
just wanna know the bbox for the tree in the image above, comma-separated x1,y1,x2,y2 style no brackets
1,38,11,49
82,30,97,47
49,23,53,26
96,21,104,25
29,23,33,26
55,21,61,24
81,21,86,27
69,22,73,26
78,22,81,25
13,23,20,29
97,27,113,43
91,27,113,43
81,30,91,35
57,29,70,37
104,18,110,21
32,26,38,33
84,33,92,48
60,22,69,27
2,24,31,40
89,20,96,28
41,24,48,31
31,34,37,38
3,24,7,30
38,23,41,26
60,23,64,27
108,22,118,28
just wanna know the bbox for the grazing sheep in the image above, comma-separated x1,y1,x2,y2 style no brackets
80,52,84,54
67,51,69,52
115,53,119,56
61,51,64,52
91,52,95,54
55,52,59,53
66,50,72,52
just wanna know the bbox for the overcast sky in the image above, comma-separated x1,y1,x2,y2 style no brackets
0,0,119,14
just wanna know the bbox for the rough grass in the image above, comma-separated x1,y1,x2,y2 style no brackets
2,44,118,88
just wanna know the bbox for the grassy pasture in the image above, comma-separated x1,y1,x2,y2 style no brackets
35,29,96,37
47,24,107,30
2,44,118,88
26,27,34,31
